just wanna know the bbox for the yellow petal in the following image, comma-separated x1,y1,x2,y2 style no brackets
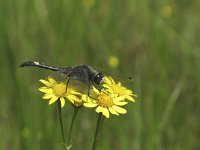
102,108,109,118
39,79,51,86
49,97,58,105
126,96,135,102
67,95,81,102
82,95,88,101
114,96,125,101
39,87,52,93
83,103,97,107
117,82,121,86
102,84,111,89
109,76,115,84
42,94,53,99
67,98,74,104
108,107,119,115
133,94,137,97
60,97,65,107
113,101,128,106
70,91,81,95
48,77,57,84
103,76,111,85
96,106,103,113
103,89,114,94
126,89,133,94
81,95,91,102
112,105,127,114
92,86,100,94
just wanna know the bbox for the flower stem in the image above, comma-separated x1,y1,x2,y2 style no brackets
57,100,66,149
67,106,79,145
92,113,103,150
99,113,105,131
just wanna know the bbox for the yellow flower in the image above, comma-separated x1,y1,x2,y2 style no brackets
39,77,81,107
82,0,95,9
82,87,128,118
21,127,30,139
107,55,119,68
160,5,176,17
102,76,136,102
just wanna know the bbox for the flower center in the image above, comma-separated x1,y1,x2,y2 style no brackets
97,93,114,108
111,84,127,96
53,83,66,97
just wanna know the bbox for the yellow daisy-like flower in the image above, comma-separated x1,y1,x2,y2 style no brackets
82,87,128,118
160,5,176,18
39,77,81,107
107,55,119,68
102,76,136,102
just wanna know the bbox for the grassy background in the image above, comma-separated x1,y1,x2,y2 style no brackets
0,0,200,149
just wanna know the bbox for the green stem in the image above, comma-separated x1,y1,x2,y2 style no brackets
57,100,66,149
67,106,79,145
92,113,103,150
99,116,104,133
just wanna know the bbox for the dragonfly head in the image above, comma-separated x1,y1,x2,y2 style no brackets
94,72,104,85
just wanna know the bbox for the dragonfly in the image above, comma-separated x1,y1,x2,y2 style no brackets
20,61,104,95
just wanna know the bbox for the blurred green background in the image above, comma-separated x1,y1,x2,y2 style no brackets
0,0,200,149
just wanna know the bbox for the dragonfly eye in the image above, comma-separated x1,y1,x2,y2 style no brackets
94,72,104,84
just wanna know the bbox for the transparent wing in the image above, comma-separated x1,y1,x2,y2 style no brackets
52,67,92,95
92,66,134,84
